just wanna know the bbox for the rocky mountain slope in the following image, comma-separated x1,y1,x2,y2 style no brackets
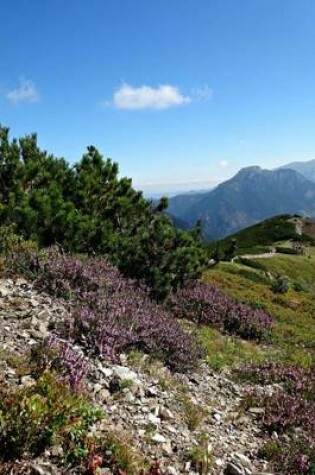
279,158,315,183
167,167,315,240
0,277,273,475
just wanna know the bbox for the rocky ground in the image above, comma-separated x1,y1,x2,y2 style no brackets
0,278,274,475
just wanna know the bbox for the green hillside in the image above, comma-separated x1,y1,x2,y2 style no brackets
219,214,315,255
203,248,315,369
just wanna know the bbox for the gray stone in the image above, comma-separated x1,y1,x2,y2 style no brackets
124,391,135,403
162,441,173,455
15,277,28,286
146,386,159,397
151,433,166,443
248,407,265,415
214,412,222,422
166,466,178,475
50,444,64,457
98,365,113,378
147,413,161,425
20,375,34,387
93,383,103,393
31,298,40,307
160,407,174,420
30,465,46,475
225,462,245,475
112,365,142,387
0,287,9,298
231,453,252,469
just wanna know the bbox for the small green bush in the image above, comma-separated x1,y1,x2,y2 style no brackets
275,246,299,255
0,370,102,460
0,224,21,254
271,275,290,294
293,281,308,293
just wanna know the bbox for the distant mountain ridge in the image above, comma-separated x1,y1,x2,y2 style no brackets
279,158,315,183
167,166,315,240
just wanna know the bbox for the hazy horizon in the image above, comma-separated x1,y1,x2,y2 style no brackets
137,157,315,196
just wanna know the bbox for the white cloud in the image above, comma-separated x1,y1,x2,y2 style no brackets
102,82,212,110
218,159,229,168
108,83,190,110
6,78,39,104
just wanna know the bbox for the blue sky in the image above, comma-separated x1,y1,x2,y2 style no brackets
1,0,315,194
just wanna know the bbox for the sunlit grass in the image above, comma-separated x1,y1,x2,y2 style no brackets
198,326,265,370
202,255,315,369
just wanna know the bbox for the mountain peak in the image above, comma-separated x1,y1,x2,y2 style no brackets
239,165,262,173
234,166,262,178
168,165,315,240
279,159,315,182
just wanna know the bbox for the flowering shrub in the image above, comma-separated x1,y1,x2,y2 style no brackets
237,362,315,401
261,391,315,433
30,334,89,390
28,249,203,372
259,438,315,475
168,282,272,341
238,362,315,474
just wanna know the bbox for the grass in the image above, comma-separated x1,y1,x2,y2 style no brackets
0,348,31,377
92,428,144,474
252,251,315,284
178,393,207,431
201,253,315,369
186,431,213,474
199,327,264,370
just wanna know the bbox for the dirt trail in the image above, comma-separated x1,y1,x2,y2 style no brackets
232,251,277,262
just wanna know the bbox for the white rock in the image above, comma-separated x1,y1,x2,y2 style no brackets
98,365,113,378
0,287,9,297
215,458,225,467
15,277,28,286
93,383,102,393
166,425,177,434
160,407,174,420
151,433,166,443
31,298,40,307
146,386,158,397
112,365,142,386
231,453,252,469
147,413,161,425
162,441,173,455
125,391,135,402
